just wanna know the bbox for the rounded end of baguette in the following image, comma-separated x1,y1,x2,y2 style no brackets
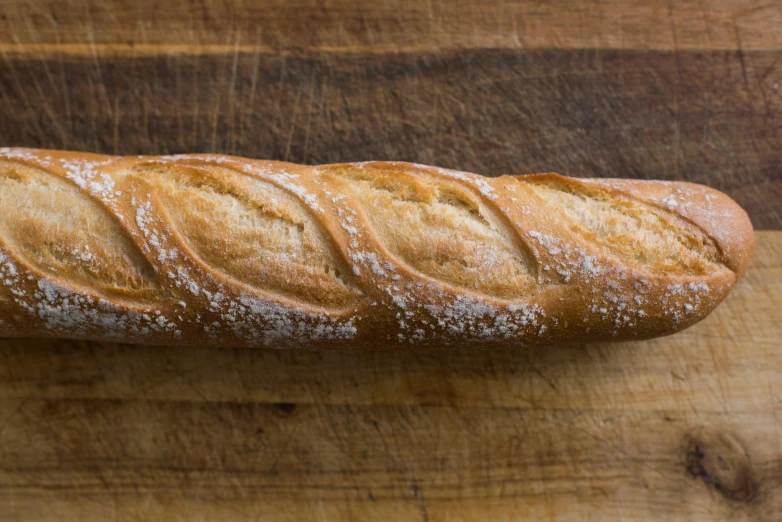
575,177,755,280
679,183,755,280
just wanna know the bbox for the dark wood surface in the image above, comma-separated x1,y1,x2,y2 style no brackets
1,1,781,520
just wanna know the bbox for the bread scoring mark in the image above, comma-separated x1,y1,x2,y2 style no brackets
522,177,726,276
133,163,365,310
327,166,538,300
129,189,361,347
0,160,158,297
0,243,180,339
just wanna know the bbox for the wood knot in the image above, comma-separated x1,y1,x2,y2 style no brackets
684,427,758,502
273,402,297,416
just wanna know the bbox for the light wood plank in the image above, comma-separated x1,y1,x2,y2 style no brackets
0,0,780,55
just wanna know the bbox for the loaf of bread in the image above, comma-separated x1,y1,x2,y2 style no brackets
0,148,753,349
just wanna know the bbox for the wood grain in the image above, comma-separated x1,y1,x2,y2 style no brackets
1,48,780,228
1,0,781,53
0,231,779,521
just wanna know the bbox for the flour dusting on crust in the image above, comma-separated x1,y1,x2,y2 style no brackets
0,150,750,348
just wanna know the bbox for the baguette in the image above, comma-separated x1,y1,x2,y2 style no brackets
0,148,754,349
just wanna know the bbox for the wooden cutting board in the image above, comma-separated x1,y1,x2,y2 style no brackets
1,1,781,520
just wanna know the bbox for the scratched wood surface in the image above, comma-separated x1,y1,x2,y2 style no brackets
1,0,781,520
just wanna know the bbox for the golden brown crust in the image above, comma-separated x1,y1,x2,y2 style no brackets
573,177,755,278
0,148,754,349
